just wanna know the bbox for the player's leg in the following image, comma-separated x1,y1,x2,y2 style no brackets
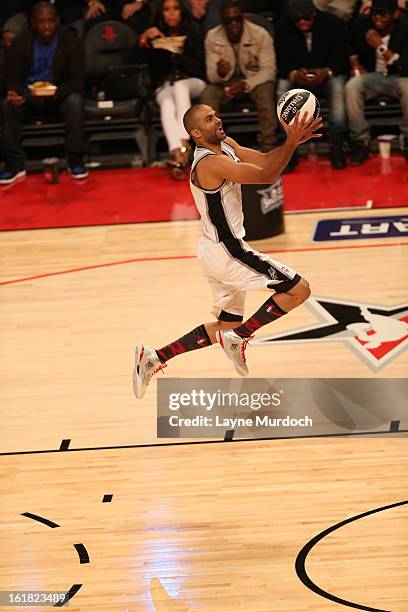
133,282,245,398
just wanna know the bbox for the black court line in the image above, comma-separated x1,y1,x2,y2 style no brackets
21,512,60,528
102,494,113,503
53,584,82,607
389,420,400,432
295,499,408,611
224,429,235,441
59,439,71,451
74,543,90,564
1,427,406,457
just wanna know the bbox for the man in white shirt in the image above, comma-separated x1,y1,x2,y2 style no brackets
346,0,408,163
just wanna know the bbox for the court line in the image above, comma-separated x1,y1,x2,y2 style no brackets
21,512,60,528
295,499,408,611
0,427,406,457
74,544,90,565
1,242,407,287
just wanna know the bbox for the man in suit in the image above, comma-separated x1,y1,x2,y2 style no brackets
275,0,349,169
346,0,408,163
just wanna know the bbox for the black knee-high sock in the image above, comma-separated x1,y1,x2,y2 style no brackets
233,296,287,338
157,324,212,363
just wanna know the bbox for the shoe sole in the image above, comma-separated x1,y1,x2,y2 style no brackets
216,331,249,377
133,345,145,399
0,171,26,185
70,172,89,180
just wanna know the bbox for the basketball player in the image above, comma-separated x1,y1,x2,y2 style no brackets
133,104,323,398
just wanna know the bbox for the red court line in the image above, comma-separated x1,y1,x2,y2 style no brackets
1,242,407,287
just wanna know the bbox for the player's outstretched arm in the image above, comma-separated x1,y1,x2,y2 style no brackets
210,112,323,186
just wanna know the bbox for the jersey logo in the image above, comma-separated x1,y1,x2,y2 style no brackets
253,296,408,372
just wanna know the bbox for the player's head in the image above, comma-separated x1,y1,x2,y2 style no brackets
183,105,226,146
32,1,59,43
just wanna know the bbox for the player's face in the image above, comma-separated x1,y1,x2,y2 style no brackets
196,108,226,145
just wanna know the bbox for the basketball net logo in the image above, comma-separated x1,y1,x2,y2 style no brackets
253,296,408,371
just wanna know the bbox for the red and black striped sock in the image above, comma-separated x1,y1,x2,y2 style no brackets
233,297,287,338
157,324,212,363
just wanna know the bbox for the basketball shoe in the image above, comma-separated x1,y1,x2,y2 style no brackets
133,345,166,399
216,330,253,376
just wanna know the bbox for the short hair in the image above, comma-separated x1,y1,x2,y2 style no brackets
220,0,242,16
183,105,207,136
32,1,57,18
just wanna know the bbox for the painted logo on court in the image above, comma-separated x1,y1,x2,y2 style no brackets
313,215,408,241
254,296,408,371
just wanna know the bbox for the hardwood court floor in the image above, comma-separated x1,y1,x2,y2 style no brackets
1,207,407,610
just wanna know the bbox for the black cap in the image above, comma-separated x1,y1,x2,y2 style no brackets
371,0,398,10
288,0,315,16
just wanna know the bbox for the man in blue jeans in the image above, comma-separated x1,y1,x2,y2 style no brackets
275,0,349,170
346,0,408,164
0,1,88,184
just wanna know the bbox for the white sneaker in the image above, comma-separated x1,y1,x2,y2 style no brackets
216,330,253,376
133,345,166,399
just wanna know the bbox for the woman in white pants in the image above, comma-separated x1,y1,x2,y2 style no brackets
140,0,206,178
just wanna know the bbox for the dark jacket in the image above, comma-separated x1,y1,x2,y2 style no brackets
146,14,205,88
6,26,85,99
349,15,408,77
275,10,349,78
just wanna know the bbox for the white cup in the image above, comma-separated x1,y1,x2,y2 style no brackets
377,134,396,159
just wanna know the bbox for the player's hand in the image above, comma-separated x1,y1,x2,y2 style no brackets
281,111,323,146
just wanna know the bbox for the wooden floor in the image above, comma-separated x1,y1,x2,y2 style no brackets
0,207,407,610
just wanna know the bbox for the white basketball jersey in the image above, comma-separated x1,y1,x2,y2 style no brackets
190,141,245,243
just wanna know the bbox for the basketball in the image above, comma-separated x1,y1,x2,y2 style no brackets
277,89,320,125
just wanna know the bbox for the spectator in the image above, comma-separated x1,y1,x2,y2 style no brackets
275,0,349,169
186,0,210,30
139,0,206,179
85,0,150,33
201,0,279,151
346,0,408,163
313,0,358,21
0,1,88,184
0,1,29,32
204,0,289,32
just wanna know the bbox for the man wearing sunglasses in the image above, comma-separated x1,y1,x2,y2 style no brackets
346,0,408,163
275,0,349,170
201,0,279,152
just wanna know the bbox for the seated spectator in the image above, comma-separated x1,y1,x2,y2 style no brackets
313,0,358,21
139,0,206,179
186,0,210,30
204,0,288,32
201,0,279,151
275,0,349,169
0,1,88,184
0,1,29,34
346,0,408,163
85,0,150,34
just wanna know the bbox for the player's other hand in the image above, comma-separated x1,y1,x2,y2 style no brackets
281,111,323,146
